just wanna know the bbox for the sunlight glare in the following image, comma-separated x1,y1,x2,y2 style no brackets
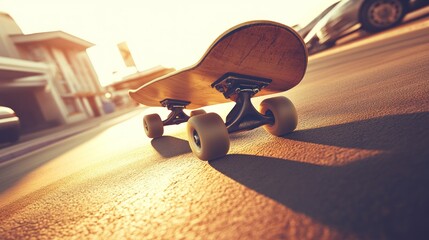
0,0,339,85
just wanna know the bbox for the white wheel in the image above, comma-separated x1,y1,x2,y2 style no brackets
187,113,230,160
190,109,206,117
259,96,297,136
143,114,163,138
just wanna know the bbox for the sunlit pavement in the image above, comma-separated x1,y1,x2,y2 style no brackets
0,107,142,166
0,19,429,239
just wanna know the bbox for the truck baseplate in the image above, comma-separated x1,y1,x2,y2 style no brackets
160,99,190,126
212,73,274,133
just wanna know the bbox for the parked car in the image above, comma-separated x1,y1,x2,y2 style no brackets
0,106,20,143
304,0,429,54
297,1,340,39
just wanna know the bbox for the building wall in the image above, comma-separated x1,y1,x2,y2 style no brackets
0,13,107,132
49,48,88,122
17,44,107,123
17,45,83,123
66,50,106,116
0,13,22,58
34,72,69,125
0,88,52,133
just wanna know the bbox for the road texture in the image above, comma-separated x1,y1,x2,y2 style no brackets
0,19,428,239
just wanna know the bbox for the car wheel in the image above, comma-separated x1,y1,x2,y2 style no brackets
360,0,407,33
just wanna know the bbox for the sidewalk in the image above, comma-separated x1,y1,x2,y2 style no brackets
0,106,144,167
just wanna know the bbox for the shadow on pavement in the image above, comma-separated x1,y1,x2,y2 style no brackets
210,112,429,239
287,112,428,151
151,136,191,158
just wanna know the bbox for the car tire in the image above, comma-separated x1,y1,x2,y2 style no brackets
360,0,407,33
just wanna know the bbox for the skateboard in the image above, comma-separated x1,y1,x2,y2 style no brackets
129,20,308,160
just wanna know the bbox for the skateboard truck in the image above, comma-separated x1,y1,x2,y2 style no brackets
160,99,190,126
133,22,305,161
212,73,274,133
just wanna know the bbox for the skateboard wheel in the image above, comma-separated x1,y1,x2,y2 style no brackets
187,113,230,160
260,96,297,136
190,109,207,117
143,114,164,138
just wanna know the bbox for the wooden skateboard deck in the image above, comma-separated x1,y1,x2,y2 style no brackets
129,20,307,109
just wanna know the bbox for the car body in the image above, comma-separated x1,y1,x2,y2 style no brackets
304,0,429,54
297,1,340,39
0,106,20,143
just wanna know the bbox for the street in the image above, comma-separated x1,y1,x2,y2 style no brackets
1,18,429,239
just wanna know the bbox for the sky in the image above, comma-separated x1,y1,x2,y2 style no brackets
0,0,338,86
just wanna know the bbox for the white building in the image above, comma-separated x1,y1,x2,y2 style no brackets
0,12,107,133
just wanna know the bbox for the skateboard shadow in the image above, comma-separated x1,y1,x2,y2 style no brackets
210,112,429,239
229,131,252,140
151,136,191,158
285,112,429,151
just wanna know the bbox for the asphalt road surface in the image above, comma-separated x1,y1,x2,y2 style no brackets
1,19,429,239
